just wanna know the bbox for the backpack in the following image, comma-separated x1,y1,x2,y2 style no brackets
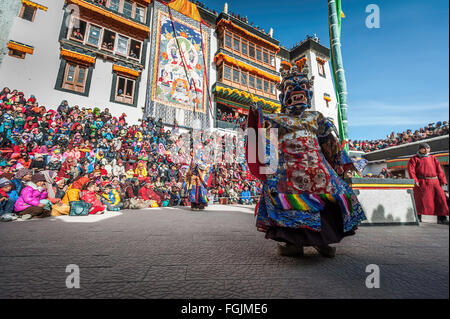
69,201,92,216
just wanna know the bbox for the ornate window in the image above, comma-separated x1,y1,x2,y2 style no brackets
241,72,247,86
225,33,232,48
263,50,269,64
109,0,120,12
123,0,133,18
129,39,141,60
317,57,326,77
233,68,240,82
223,65,231,80
256,78,262,90
19,4,37,22
62,63,88,93
256,47,262,61
9,49,26,59
249,44,255,58
241,40,248,55
115,76,135,104
70,18,87,42
249,75,255,88
135,5,145,23
102,29,116,51
233,36,240,51
87,25,102,46
270,82,275,94
117,35,129,55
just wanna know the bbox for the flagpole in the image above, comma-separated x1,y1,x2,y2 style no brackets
328,0,349,151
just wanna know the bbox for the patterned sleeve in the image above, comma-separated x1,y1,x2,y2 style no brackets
316,112,355,177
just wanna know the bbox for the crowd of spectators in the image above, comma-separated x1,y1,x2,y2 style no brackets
0,87,261,222
348,122,449,153
216,109,247,128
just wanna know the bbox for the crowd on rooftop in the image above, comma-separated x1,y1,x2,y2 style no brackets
348,122,449,153
0,87,261,222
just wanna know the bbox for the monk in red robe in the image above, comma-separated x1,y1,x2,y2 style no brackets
408,143,449,224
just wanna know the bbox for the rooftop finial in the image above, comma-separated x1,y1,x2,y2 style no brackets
224,2,228,14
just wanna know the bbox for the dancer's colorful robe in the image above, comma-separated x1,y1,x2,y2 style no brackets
246,107,366,245
186,164,212,208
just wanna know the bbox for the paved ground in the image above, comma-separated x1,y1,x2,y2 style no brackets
0,205,448,299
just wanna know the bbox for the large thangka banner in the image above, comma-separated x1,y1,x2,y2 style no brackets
151,11,209,113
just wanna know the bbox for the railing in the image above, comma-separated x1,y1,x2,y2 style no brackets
215,119,240,130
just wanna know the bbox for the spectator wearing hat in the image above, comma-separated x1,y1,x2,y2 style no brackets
14,174,50,219
11,168,32,195
408,143,449,224
0,178,18,221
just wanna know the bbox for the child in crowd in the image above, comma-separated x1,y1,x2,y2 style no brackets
0,178,17,221
101,184,122,211
240,186,253,205
81,182,106,215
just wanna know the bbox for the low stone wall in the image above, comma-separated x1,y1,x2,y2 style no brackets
346,178,419,225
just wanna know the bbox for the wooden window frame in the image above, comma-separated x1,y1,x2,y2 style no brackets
135,4,146,23
69,17,142,61
8,49,26,59
62,62,88,93
68,17,88,43
263,49,269,64
128,39,142,61
249,43,255,59
317,60,326,78
232,67,240,83
122,0,134,19
19,4,37,22
225,32,232,49
270,54,275,67
115,75,136,105
263,80,269,93
241,71,247,86
256,47,262,62
249,74,255,88
116,34,130,57
241,39,248,56
233,35,240,52
108,0,121,12
86,23,103,48
256,77,263,91
101,29,117,53
223,64,231,81
217,64,223,81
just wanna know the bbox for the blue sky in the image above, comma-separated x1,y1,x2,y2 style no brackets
205,0,449,140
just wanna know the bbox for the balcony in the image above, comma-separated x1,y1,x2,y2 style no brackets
65,0,150,39
215,119,241,130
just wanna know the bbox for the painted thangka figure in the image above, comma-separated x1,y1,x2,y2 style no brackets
186,145,212,211
245,63,366,257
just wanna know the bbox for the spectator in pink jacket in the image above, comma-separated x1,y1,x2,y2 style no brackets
14,174,50,219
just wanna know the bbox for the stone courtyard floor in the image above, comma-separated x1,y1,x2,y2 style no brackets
0,205,448,299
